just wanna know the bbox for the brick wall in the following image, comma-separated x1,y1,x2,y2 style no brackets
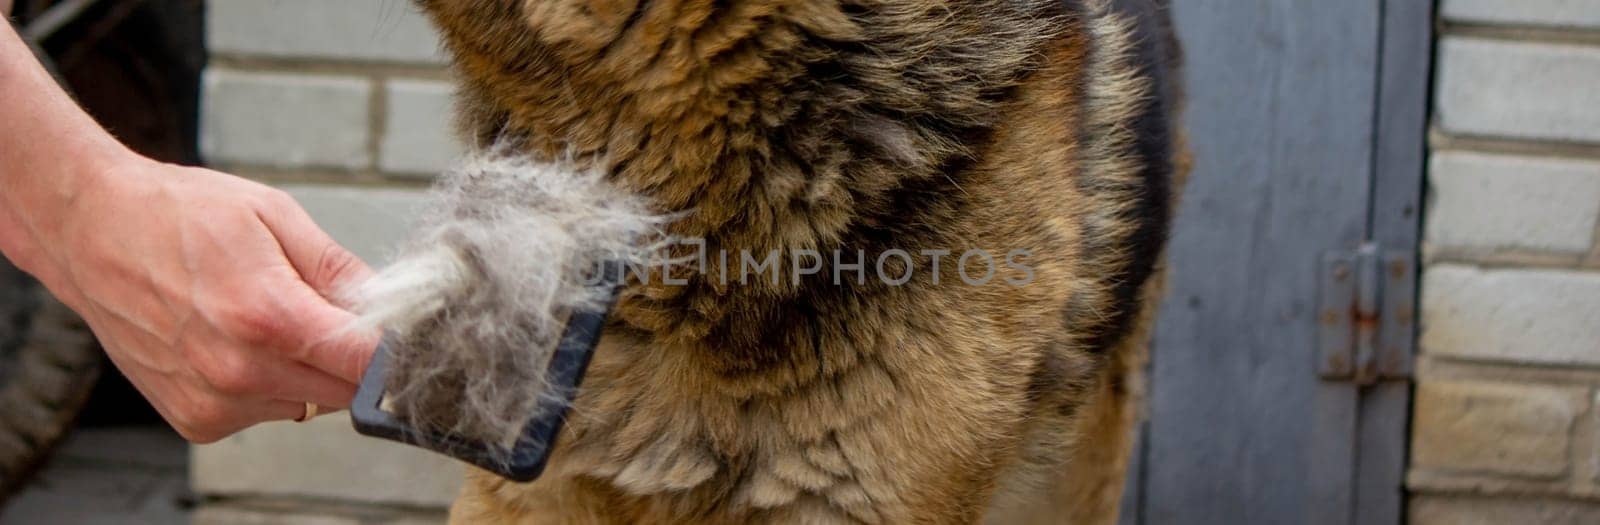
193,1,463,522
1411,1,1600,522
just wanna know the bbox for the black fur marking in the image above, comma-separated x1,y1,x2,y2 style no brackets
1080,0,1178,354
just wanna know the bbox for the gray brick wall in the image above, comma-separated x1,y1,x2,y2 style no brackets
206,0,446,64
1426,153,1600,254
196,0,460,520
201,70,373,170
1414,3,1600,519
201,1,460,179
1436,39,1600,144
380,80,461,176
1411,381,1586,479
1441,0,1600,30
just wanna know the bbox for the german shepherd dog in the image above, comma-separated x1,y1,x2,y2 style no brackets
408,0,1186,522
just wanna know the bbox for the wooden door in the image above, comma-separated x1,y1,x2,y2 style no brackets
1119,1,1434,523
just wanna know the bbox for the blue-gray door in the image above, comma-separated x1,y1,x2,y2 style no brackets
1119,1,1433,523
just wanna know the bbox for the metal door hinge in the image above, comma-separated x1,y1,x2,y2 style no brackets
1318,243,1415,384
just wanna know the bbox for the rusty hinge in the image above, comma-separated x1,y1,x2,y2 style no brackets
1318,243,1416,384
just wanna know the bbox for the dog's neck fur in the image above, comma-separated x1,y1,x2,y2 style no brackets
404,1,1187,520
419,0,1062,373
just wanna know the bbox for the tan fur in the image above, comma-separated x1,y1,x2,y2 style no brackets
412,0,1187,522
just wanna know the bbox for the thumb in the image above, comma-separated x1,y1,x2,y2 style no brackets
256,190,374,302
254,189,380,383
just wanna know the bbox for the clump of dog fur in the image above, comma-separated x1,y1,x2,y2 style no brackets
345,150,663,454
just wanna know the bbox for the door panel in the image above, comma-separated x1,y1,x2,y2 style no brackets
1133,0,1410,523
1354,0,1433,522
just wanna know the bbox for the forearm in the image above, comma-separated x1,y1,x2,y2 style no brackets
0,20,134,274
2,1,12,17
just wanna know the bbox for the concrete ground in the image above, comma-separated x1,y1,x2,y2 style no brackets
0,426,448,525
1,426,191,524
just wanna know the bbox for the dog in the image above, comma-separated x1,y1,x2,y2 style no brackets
398,0,1186,522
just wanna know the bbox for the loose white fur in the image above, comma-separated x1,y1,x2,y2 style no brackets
346,149,664,456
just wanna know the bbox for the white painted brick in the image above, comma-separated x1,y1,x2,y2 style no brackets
192,502,445,525
1442,0,1600,30
207,0,446,64
1436,38,1600,143
193,507,360,525
1427,152,1600,253
201,69,372,170
278,185,427,263
1421,264,1600,366
1412,495,1600,525
1594,390,1600,483
192,415,461,508
380,80,462,177
1412,380,1585,478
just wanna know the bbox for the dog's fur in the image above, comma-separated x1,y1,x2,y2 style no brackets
411,0,1186,522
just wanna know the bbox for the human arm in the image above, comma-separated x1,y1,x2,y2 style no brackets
0,20,378,442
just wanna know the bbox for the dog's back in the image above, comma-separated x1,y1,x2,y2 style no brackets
415,0,1185,522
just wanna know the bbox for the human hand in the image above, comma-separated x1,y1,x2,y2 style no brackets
15,155,380,443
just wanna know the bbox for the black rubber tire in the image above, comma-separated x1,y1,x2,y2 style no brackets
0,0,202,501
0,260,101,499
0,12,104,501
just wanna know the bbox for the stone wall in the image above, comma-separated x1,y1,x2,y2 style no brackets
193,1,462,522
1411,1,1600,522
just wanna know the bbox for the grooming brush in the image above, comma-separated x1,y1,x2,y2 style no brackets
351,260,626,482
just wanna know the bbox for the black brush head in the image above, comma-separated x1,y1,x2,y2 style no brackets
350,261,625,482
